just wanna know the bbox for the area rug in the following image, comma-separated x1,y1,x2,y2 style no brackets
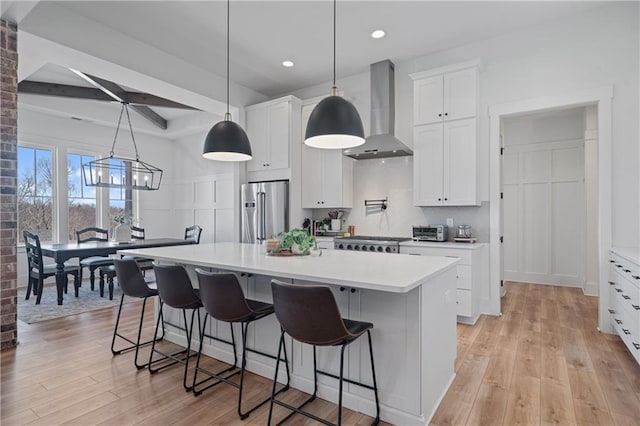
17,284,133,324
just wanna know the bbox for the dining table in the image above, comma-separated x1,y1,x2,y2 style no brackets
39,238,195,305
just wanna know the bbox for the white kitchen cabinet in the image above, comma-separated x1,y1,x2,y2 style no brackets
413,118,478,206
399,241,488,324
608,249,640,366
246,96,302,180
413,67,477,126
301,100,354,209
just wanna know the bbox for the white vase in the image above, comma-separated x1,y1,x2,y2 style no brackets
331,219,341,231
114,224,131,243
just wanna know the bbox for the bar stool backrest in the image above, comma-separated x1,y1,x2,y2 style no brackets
114,259,152,298
152,263,200,309
195,269,252,322
270,280,351,346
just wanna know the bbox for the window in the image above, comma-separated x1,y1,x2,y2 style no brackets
109,158,134,226
67,153,97,240
17,147,54,242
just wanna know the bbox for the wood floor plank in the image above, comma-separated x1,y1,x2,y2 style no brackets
482,336,517,389
502,375,540,426
540,378,576,426
465,383,508,426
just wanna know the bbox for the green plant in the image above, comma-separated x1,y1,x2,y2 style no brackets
275,229,318,254
112,214,135,225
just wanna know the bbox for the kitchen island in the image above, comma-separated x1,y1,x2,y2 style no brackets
119,243,458,425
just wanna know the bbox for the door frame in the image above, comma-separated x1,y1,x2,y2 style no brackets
488,86,613,333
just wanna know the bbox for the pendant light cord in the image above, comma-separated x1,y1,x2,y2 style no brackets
333,0,336,87
109,102,140,161
226,0,230,118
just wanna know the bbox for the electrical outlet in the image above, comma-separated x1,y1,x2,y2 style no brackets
446,218,454,228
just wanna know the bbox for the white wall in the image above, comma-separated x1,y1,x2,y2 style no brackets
161,129,242,245
292,3,639,248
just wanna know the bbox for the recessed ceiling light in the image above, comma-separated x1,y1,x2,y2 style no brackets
282,60,295,68
371,30,386,39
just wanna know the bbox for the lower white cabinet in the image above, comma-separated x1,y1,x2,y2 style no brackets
608,249,640,365
400,242,488,324
159,263,457,424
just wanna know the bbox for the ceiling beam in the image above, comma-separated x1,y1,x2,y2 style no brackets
70,70,168,130
18,81,200,111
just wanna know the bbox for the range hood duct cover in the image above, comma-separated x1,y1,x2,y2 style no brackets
344,59,412,160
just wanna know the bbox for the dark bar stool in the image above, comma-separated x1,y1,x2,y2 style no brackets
191,269,290,419
149,263,202,391
111,259,164,369
268,280,380,426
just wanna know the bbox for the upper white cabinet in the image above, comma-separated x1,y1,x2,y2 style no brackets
414,67,477,126
413,119,477,206
411,63,479,206
301,100,354,209
246,96,301,180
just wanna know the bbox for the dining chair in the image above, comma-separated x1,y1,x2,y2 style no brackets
24,230,80,305
184,225,203,244
191,269,290,419
123,226,153,271
268,280,380,426
77,227,113,291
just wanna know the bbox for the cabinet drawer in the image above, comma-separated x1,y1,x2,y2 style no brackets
456,265,472,290
401,247,472,264
456,289,472,317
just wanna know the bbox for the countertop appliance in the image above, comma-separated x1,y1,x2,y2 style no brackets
334,236,411,253
412,225,448,242
241,181,288,244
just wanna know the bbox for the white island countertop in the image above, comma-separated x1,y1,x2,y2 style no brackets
119,242,458,293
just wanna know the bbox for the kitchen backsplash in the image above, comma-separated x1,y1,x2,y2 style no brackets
310,156,489,241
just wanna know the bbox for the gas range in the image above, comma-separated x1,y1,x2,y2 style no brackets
333,236,411,253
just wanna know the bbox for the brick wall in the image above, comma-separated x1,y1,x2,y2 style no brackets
1,19,18,350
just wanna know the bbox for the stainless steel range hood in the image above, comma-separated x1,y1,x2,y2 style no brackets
344,60,412,160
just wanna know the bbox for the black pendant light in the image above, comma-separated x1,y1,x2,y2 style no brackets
305,0,365,150
203,0,252,162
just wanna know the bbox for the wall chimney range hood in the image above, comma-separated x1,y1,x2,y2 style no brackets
344,59,412,160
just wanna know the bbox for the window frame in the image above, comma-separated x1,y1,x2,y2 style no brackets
16,142,57,245
16,141,140,245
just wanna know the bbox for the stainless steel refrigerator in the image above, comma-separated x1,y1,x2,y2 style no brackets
241,181,289,244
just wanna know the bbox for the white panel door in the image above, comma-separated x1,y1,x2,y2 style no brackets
413,123,444,206
503,140,584,286
301,144,323,208
321,149,344,208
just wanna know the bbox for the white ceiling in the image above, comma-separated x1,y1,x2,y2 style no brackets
17,1,608,97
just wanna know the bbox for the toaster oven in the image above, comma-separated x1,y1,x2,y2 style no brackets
412,225,448,242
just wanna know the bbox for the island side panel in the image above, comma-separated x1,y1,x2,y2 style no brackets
421,266,457,423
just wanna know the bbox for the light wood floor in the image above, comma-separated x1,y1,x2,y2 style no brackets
3,282,640,425
1,298,386,425
431,281,640,426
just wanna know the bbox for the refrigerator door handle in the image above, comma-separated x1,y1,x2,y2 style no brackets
259,191,267,241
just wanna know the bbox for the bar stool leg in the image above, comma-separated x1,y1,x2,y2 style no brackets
267,330,286,426
338,344,347,426
368,330,380,425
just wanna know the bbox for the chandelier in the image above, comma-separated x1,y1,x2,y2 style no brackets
82,102,163,191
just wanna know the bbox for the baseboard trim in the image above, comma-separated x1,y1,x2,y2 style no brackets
583,281,599,296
